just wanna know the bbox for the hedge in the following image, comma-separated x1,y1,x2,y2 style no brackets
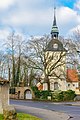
32,87,76,101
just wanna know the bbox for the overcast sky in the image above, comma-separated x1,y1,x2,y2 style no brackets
0,0,80,45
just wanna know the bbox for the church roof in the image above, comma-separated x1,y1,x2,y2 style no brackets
67,69,79,82
45,39,66,51
46,7,66,52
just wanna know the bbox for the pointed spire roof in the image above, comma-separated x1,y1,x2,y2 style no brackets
53,7,56,26
51,7,59,39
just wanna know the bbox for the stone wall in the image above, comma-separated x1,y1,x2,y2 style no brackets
10,87,35,99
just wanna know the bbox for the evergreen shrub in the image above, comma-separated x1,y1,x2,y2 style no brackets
63,90,76,101
31,86,52,100
32,86,76,101
52,90,63,101
52,90,76,101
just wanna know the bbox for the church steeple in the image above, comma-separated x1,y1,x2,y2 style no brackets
51,7,59,39
53,7,56,26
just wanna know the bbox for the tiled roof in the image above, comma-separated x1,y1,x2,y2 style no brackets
67,69,79,82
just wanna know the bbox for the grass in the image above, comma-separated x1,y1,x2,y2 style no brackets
0,113,42,120
0,114,3,119
17,113,42,120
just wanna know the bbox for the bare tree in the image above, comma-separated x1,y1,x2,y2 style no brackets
26,35,67,90
4,32,26,87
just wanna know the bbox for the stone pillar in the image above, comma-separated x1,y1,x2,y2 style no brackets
2,83,9,107
0,85,3,113
0,81,9,114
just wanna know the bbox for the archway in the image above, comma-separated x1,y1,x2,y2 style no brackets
24,89,32,99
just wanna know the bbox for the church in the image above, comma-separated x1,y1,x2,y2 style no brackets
38,7,80,95
43,7,67,91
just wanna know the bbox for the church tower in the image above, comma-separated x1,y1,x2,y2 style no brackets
46,7,65,52
51,7,59,39
43,6,67,91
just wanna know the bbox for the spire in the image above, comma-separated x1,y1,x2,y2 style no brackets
51,7,59,39
53,7,56,26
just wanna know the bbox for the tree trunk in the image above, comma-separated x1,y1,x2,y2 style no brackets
45,75,50,91
15,56,20,86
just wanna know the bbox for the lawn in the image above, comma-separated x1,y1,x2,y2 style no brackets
17,113,42,120
0,114,3,119
0,113,42,120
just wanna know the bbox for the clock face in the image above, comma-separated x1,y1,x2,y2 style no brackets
53,43,58,49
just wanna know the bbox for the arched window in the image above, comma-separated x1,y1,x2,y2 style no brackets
54,82,58,90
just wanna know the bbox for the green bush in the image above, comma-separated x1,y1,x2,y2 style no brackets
31,86,41,98
40,91,52,100
31,86,38,92
32,86,76,101
63,90,76,101
52,90,63,101
32,86,52,100
52,90,76,101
